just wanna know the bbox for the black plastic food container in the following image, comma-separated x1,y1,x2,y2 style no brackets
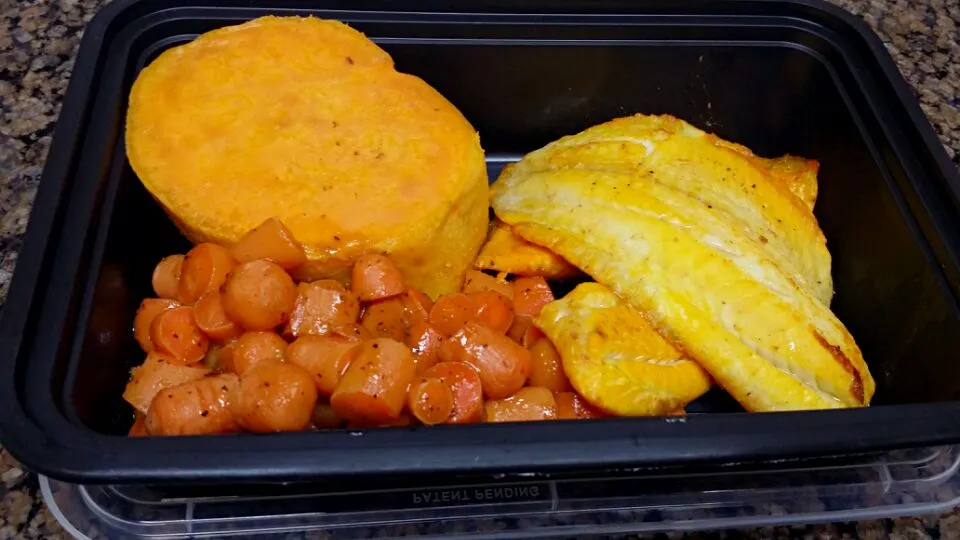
2,0,960,484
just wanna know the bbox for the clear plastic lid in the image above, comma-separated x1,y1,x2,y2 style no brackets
42,445,960,539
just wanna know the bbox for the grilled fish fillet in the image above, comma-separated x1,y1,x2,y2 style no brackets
480,151,819,282
498,114,832,306
537,282,711,416
708,138,820,212
492,115,874,412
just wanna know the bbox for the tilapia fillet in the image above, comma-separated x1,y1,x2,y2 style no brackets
492,115,874,412
537,282,711,416
498,114,832,306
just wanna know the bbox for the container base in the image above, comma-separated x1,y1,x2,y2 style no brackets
42,445,960,539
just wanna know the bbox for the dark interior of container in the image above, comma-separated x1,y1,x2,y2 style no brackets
64,16,960,436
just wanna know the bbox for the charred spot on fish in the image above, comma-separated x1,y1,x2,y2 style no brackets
759,235,768,244
345,56,354,65
813,330,864,404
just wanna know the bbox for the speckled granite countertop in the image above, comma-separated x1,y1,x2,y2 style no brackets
1,0,959,538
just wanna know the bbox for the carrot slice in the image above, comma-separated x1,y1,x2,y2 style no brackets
554,391,608,420
407,377,454,425
329,323,373,341
122,352,210,414
151,254,184,300
485,387,558,422
287,280,361,338
428,293,477,336
462,269,514,299
522,324,546,348
177,243,236,305
134,298,181,352
406,320,444,374
513,276,555,317
285,334,362,396
230,331,288,375
194,291,243,342
401,287,433,324
508,315,546,347
146,374,241,436
421,362,484,424
446,320,531,399
222,260,296,331
360,297,407,341
506,315,533,345
230,217,307,270
468,290,514,333
351,253,406,302
528,338,572,392
229,361,318,432
149,306,209,365
330,338,416,424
